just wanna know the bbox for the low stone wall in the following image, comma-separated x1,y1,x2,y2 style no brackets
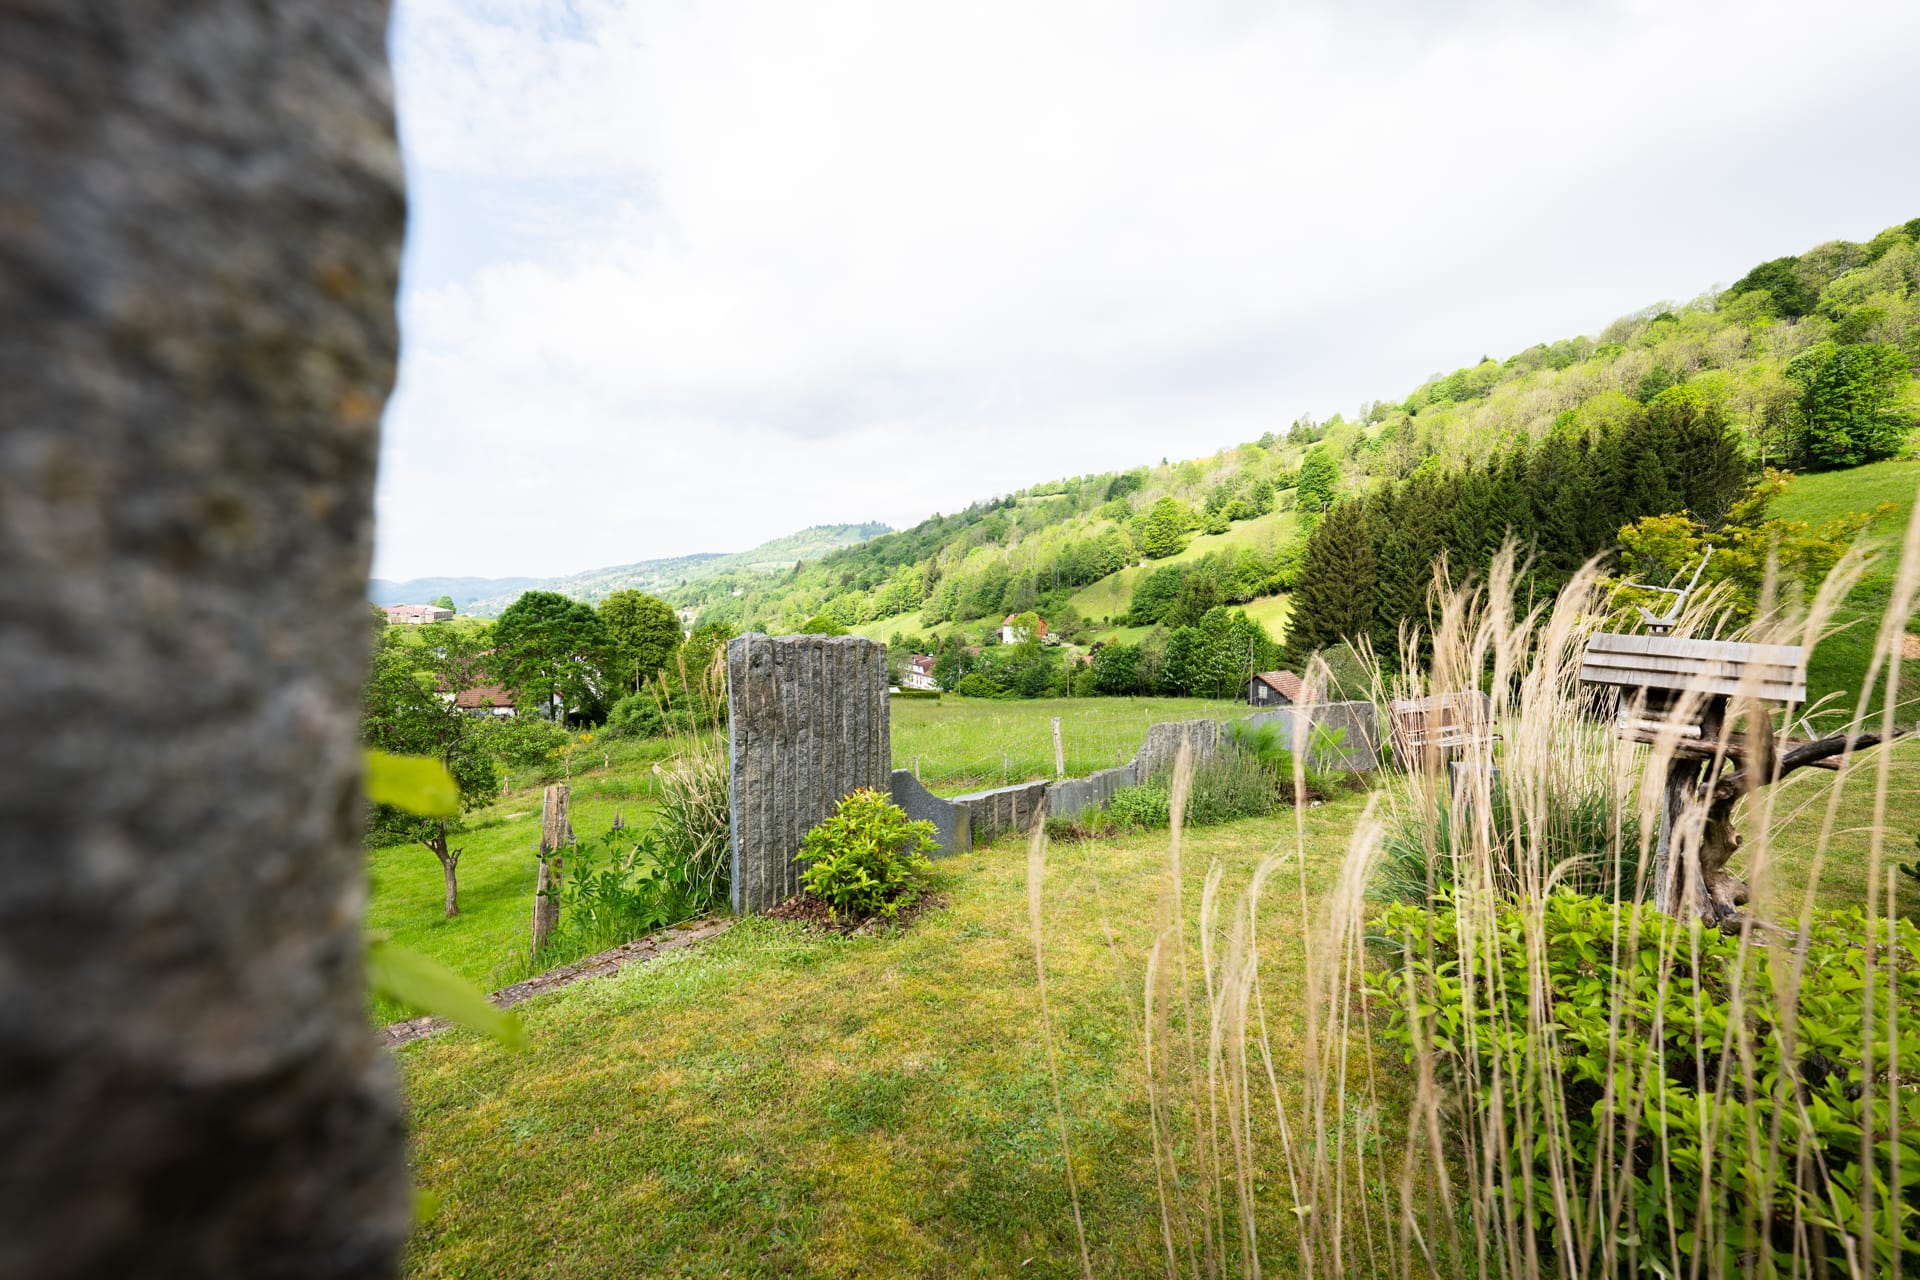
951,780,1050,846
885,705,1384,857
889,769,970,858
1044,762,1142,823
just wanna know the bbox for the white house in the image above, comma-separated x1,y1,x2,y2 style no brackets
384,603,454,625
903,654,938,691
999,614,1049,645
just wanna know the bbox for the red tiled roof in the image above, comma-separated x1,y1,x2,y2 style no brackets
452,683,514,710
1251,670,1305,702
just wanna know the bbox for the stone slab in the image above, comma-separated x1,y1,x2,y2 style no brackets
727,634,891,915
889,769,971,858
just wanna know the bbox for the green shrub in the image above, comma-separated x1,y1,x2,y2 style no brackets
954,672,1003,698
607,692,668,738
1224,719,1346,802
1183,748,1278,826
796,788,938,921
1107,779,1172,830
544,832,677,957
475,714,569,768
1372,894,1920,1274
890,688,941,701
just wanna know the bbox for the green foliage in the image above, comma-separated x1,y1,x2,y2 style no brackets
651,750,732,915
492,590,612,719
598,590,682,692
1224,719,1346,801
606,691,669,738
1374,779,1641,906
798,614,849,635
1616,468,1887,620
473,713,569,768
1158,607,1277,698
1373,896,1920,1273
1106,779,1172,829
1726,253,1818,317
1181,748,1278,826
1284,498,1377,663
545,832,679,955
365,936,524,1049
796,788,939,921
955,671,1004,699
1786,340,1914,468
1294,445,1339,515
364,750,459,818
1134,496,1192,559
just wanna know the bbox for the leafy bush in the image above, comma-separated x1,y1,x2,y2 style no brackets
890,688,941,701
474,714,569,768
1183,748,1278,826
545,832,678,956
1107,779,1172,830
1373,895,1920,1274
954,672,1003,698
606,692,667,738
796,788,938,921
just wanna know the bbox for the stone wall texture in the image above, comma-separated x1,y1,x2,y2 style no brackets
727,635,892,915
1245,700,1382,772
0,5,411,1276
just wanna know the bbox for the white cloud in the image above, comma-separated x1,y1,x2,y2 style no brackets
376,0,1920,579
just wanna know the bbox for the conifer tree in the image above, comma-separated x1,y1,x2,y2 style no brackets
1284,497,1377,664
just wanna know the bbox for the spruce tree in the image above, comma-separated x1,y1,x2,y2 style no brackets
1284,497,1378,665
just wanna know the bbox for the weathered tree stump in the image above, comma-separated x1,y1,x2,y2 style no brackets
0,3,410,1275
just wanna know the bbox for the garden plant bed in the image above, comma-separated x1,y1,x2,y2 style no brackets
763,890,949,936
381,916,730,1048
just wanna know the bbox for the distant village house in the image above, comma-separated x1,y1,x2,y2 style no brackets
1246,670,1305,707
1000,614,1049,645
902,654,938,691
384,603,454,625
449,684,516,718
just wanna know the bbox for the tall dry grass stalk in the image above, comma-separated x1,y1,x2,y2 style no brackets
650,646,732,911
1038,513,1920,1276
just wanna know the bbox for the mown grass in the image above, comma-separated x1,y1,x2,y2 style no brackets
889,694,1245,795
397,798,1404,1279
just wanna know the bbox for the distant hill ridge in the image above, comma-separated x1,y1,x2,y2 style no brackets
371,522,890,617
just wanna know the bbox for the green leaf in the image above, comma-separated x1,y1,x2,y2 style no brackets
366,750,460,818
367,938,525,1049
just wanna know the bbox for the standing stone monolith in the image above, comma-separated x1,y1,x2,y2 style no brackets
727,634,892,914
0,5,409,1277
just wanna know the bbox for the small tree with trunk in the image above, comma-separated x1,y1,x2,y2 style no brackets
362,626,500,916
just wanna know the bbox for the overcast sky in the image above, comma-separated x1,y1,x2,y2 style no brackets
374,0,1920,581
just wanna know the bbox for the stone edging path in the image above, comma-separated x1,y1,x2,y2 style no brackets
381,917,732,1049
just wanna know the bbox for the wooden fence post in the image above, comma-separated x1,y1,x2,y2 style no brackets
1052,717,1065,778
531,783,572,959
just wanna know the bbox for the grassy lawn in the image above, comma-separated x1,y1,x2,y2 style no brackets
890,695,1247,795
397,796,1406,1279
1770,459,1920,727
367,741,680,1021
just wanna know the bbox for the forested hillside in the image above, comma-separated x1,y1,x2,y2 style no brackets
664,216,1918,698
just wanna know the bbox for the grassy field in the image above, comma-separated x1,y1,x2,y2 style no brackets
396,797,1408,1279
890,694,1245,795
369,699,1248,1012
367,736,684,1020
1771,459,1920,727
1067,510,1297,625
